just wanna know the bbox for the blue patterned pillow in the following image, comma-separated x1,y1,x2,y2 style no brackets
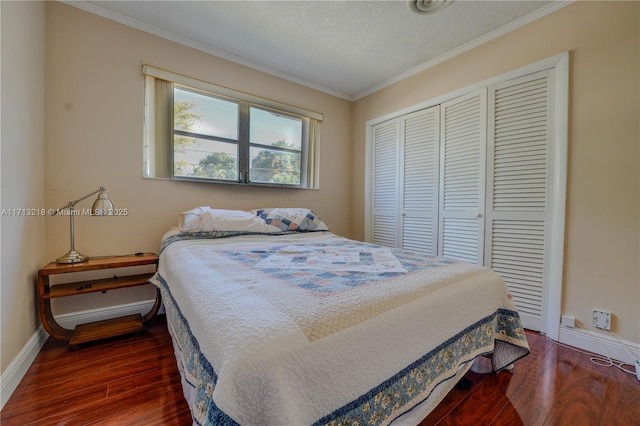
252,208,329,232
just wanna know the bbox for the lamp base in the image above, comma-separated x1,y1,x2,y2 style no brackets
56,250,89,264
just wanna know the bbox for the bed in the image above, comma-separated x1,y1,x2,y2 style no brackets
150,207,530,425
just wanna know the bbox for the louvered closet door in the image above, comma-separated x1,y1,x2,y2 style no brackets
371,119,400,247
400,107,440,254
439,90,487,264
485,70,554,331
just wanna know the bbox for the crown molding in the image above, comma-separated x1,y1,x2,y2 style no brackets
352,1,574,100
60,1,573,103
59,1,354,101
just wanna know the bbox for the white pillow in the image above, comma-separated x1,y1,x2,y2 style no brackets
178,207,274,233
178,206,209,232
202,209,274,232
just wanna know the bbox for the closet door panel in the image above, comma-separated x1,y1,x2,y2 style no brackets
371,119,400,247
486,71,553,331
439,90,487,264
441,217,479,263
400,107,440,255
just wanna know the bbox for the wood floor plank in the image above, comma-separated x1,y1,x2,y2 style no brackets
106,361,183,398
494,336,566,426
419,371,489,425
2,318,638,426
1,382,110,425
599,370,640,425
541,346,615,426
9,351,172,413
435,371,515,426
63,373,188,425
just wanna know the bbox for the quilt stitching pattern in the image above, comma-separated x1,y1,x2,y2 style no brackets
221,241,457,294
314,309,529,426
154,274,238,426
155,268,528,426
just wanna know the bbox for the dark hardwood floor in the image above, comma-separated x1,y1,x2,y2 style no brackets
2,315,638,425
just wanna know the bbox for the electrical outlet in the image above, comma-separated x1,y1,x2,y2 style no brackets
592,309,611,330
561,315,575,328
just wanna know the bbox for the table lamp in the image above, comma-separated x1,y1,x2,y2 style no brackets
53,186,114,264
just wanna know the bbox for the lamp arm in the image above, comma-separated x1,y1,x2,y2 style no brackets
53,187,106,215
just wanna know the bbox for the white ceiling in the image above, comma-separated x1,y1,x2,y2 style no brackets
69,1,568,100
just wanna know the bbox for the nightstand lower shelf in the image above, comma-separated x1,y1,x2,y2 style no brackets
69,314,144,347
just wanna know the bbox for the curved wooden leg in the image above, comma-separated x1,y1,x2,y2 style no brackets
142,287,162,323
39,298,73,342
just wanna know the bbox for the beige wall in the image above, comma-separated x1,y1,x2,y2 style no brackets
44,3,352,314
1,1,47,373
352,1,640,343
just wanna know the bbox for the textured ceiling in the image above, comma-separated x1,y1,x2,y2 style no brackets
71,1,567,100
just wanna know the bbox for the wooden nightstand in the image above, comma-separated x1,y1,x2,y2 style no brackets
37,254,161,348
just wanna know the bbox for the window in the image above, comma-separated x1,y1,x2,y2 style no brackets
249,106,304,185
173,87,239,181
143,65,322,189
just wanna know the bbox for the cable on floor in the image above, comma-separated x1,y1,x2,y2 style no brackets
543,324,639,378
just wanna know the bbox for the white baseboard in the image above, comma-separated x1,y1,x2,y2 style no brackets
0,299,161,410
0,325,49,410
54,299,159,329
558,326,640,366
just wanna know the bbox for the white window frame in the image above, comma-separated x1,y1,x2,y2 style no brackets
142,65,323,189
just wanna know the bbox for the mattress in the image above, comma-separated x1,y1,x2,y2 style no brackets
150,230,529,425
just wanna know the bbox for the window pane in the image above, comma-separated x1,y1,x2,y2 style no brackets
174,136,238,181
250,106,302,149
175,87,238,140
250,147,300,185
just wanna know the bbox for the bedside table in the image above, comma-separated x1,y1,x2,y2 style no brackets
37,254,161,348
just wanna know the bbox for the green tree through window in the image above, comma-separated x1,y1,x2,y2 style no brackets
192,152,236,179
251,140,300,184
174,99,301,183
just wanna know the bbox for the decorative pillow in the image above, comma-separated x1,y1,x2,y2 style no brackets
178,207,274,233
251,208,329,232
